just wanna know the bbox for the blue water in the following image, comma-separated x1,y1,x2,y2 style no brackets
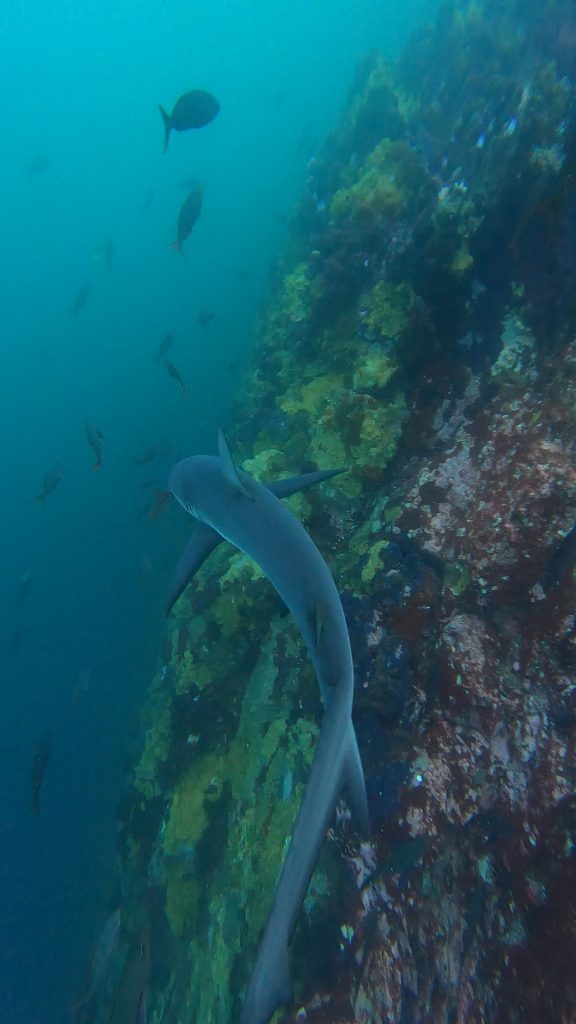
0,1,438,1020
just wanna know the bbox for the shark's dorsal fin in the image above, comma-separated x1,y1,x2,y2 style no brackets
218,429,254,500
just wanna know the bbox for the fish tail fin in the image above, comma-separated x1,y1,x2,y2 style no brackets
242,938,292,1024
168,242,182,254
343,721,371,837
158,105,171,153
31,794,39,814
92,462,101,472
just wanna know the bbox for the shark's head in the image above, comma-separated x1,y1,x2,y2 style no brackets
168,455,217,521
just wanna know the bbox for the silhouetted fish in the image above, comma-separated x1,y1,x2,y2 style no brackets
170,186,203,253
69,284,90,317
163,359,188,397
31,734,52,814
156,330,176,360
196,308,214,328
158,89,220,153
35,467,62,506
135,447,161,465
85,421,103,471
146,490,171,519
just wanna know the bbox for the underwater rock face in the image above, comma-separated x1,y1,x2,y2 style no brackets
107,2,576,1022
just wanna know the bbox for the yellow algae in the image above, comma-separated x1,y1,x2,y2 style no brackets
361,540,389,584
353,345,398,390
135,703,172,799
279,373,346,418
363,279,416,340
220,552,265,588
242,447,286,480
451,242,474,273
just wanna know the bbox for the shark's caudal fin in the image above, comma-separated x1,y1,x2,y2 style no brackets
241,930,292,1024
343,720,371,837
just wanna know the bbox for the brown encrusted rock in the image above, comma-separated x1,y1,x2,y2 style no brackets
401,390,576,603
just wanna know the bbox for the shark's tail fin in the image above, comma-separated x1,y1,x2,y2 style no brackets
242,933,292,1024
343,720,371,837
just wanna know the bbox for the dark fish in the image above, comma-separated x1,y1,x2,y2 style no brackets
26,155,49,175
31,734,52,814
69,284,90,317
158,89,220,153
85,421,103,471
35,467,62,506
135,447,161,465
156,330,176,360
170,187,203,253
163,360,188,397
146,490,171,519
196,308,214,328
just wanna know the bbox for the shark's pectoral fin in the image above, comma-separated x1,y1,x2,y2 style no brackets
342,721,371,838
166,523,222,614
218,429,254,501
268,468,346,500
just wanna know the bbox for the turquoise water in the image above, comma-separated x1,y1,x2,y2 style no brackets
0,1,438,1020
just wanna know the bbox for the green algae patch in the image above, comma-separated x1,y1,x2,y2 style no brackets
147,618,325,1024
360,540,390,585
362,279,417,342
330,139,415,224
279,373,347,418
353,345,398,391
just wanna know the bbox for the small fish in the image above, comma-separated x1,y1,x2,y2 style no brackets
156,329,176,360
35,467,62,506
196,308,214,328
135,447,161,465
170,187,203,253
31,734,52,814
146,490,171,519
26,154,49,175
158,89,220,153
163,359,188,396
69,284,91,317
85,421,103,471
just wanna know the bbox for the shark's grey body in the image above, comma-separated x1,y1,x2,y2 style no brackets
168,433,369,1024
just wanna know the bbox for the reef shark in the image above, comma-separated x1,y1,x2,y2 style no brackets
168,432,370,1024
